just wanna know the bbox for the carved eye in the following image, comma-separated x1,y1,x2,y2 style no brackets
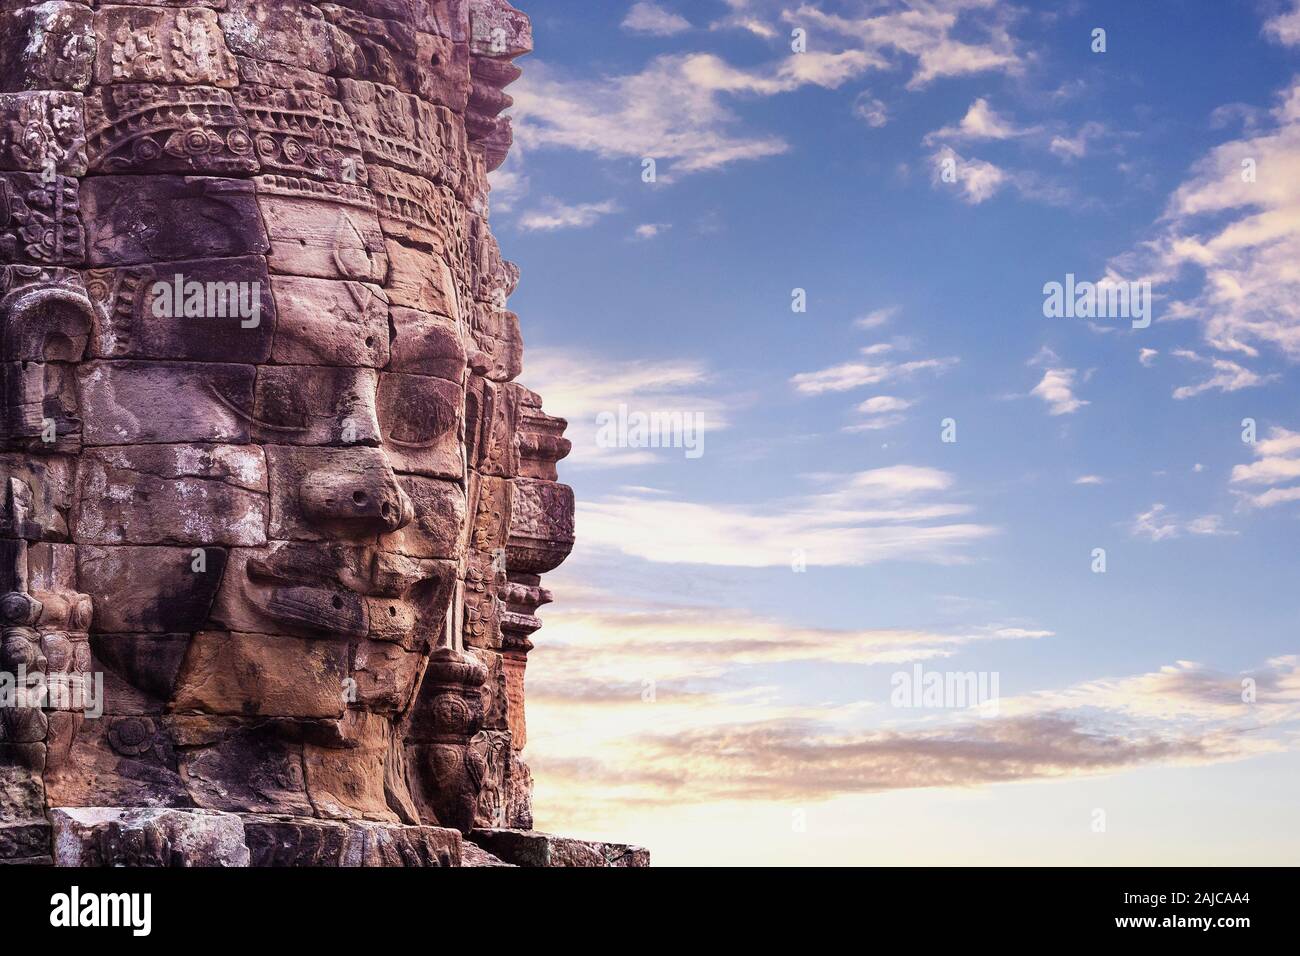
377,374,460,449
255,376,312,431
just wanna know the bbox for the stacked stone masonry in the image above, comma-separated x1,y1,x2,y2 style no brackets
0,0,645,867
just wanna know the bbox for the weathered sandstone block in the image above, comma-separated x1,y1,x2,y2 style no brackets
253,365,380,447
91,633,191,715
0,90,87,175
77,544,226,632
172,718,314,816
72,444,267,546
351,637,423,707
338,77,469,185
255,178,389,281
0,3,96,93
323,5,470,109
77,360,256,444
44,714,190,809
219,0,339,76
381,475,466,560
242,814,461,866
81,176,268,266
508,478,575,574
233,55,338,96
303,711,397,821
84,84,259,175
389,306,466,382
264,444,411,540
384,239,459,316
85,256,275,362
0,171,85,265
51,806,250,867
233,85,365,185
269,276,390,367
376,372,465,478
173,631,349,719
94,6,238,88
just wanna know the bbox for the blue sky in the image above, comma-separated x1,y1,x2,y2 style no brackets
491,0,1300,864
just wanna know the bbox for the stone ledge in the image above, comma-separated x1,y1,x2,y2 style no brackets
51,807,250,867
469,828,650,868
461,841,515,867
241,814,462,867
31,811,647,867
45,808,468,867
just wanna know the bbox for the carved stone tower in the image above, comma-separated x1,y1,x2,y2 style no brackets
0,0,644,867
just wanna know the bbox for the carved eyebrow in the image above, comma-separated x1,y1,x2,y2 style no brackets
205,382,311,434
208,377,456,447
383,435,448,450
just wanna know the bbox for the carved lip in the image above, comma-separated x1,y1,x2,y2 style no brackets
245,555,341,590
243,548,426,637
260,585,368,637
246,548,423,595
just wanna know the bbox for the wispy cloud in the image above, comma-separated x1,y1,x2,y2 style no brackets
858,395,913,413
792,0,1023,89
518,197,620,232
510,52,846,179
487,147,529,212
540,712,1265,807
633,222,671,239
929,144,1076,207
522,347,733,468
575,467,996,567
1170,349,1279,399
511,0,1026,179
1131,503,1234,541
622,2,691,37
1030,367,1088,416
1264,0,1300,46
924,97,1026,145
528,580,1299,817
1231,426,1300,508
929,145,1008,204
853,92,888,128
844,395,915,432
531,584,1050,691
792,349,957,395
1001,657,1300,727
709,0,779,41
854,306,900,329
1048,121,1107,160
1110,79,1300,362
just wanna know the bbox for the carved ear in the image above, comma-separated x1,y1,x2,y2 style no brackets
0,280,96,449
0,285,94,363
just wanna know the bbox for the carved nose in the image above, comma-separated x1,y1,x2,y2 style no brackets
299,464,413,534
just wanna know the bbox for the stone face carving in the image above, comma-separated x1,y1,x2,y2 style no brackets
0,0,644,867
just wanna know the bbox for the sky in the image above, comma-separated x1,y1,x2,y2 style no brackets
489,0,1300,866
